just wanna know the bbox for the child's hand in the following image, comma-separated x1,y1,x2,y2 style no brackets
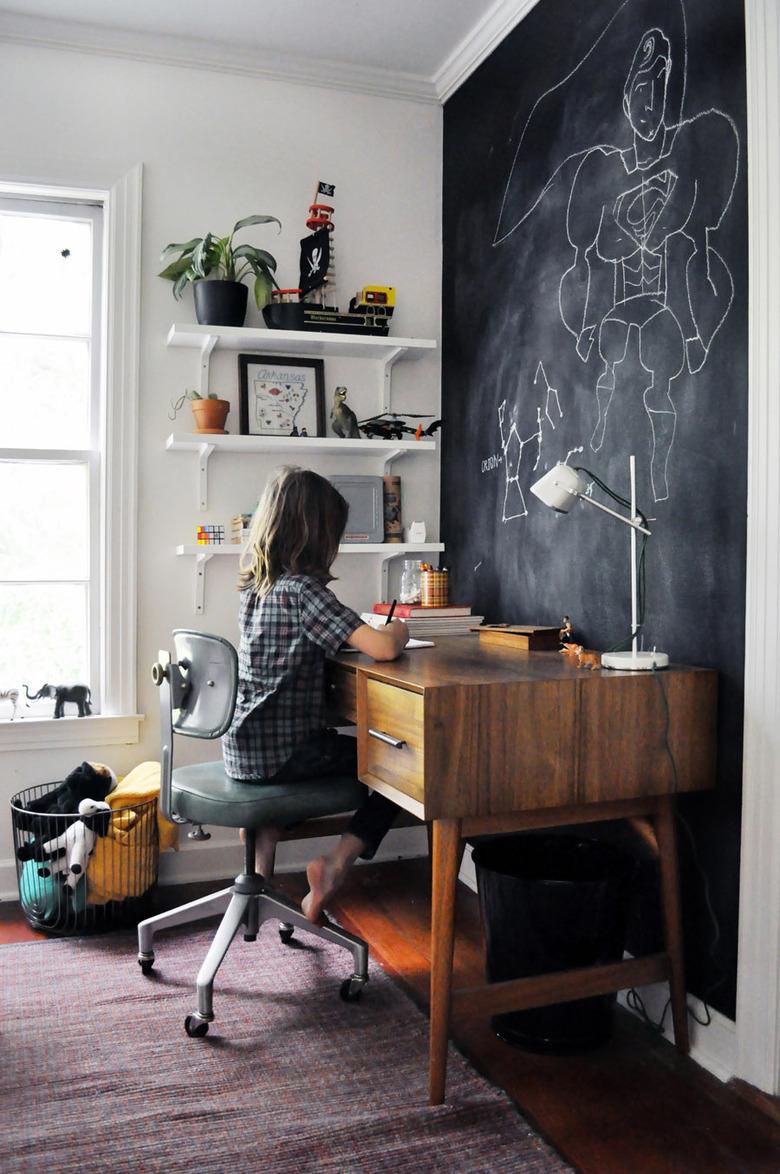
346,619,410,661
388,618,410,652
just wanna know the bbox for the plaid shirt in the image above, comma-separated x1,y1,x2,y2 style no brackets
222,573,361,780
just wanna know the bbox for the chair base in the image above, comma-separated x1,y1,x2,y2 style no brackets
137,874,369,1026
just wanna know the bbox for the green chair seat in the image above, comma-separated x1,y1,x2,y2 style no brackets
171,761,366,829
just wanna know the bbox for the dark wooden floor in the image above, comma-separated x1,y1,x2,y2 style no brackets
3,859,779,1173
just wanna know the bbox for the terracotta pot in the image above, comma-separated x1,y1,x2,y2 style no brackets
191,397,230,434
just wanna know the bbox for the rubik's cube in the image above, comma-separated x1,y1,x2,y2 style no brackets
196,524,225,545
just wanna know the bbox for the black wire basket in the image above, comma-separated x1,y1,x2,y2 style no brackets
11,784,160,934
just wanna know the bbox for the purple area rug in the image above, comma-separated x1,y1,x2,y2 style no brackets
3,923,569,1173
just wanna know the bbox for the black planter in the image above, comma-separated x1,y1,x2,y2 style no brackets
263,302,304,330
193,280,248,327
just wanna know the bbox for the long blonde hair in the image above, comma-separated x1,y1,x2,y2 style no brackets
238,466,349,595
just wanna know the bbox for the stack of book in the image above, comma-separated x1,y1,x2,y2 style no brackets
230,514,252,544
364,602,483,638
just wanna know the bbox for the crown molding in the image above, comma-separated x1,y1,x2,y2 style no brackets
0,10,439,105
434,0,541,102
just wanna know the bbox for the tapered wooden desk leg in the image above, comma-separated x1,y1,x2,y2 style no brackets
429,817,462,1106
655,794,690,1054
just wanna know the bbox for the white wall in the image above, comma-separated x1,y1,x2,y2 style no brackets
0,42,441,890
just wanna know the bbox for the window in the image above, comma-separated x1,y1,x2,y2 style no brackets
0,197,102,718
0,168,141,747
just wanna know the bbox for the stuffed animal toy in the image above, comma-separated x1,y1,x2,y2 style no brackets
37,798,112,889
16,763,116,870
14,761,117,841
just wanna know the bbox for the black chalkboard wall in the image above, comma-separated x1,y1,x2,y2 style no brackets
441,0,747,1018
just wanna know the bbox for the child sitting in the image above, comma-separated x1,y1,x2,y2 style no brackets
222,466,409,922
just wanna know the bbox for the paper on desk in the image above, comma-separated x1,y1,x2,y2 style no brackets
338,638,434,652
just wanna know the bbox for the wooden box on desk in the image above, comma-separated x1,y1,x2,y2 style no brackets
474,624,562,651
326,637,718,823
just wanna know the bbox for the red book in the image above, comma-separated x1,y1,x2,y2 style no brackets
372,603,472,618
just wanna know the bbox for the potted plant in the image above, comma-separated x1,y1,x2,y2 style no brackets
159,214,282,327
169,389,230,434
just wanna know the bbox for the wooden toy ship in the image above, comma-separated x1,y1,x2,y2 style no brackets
262,182,396,336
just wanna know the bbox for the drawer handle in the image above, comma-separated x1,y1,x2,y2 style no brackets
368,728,407,750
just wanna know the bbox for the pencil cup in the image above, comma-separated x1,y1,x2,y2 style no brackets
421,568,448,607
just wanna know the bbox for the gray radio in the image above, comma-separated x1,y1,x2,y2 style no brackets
329,475,384,543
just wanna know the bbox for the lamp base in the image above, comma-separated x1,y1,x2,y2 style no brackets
600,650,669,671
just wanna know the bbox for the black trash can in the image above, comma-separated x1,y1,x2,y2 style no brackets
472,833,635,1053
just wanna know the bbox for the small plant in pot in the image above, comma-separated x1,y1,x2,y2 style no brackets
159,214,281,327
169,389,230,434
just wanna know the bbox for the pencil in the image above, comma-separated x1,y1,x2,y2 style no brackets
385,599,397,625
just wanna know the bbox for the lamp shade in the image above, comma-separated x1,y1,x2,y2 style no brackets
529,463,587,512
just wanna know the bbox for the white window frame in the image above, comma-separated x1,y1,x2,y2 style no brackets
0,165,142,751
0,195,103,708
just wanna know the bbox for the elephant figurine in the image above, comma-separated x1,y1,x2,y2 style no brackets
24,683,93,718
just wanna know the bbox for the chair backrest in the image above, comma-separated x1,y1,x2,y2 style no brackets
171,630,238,740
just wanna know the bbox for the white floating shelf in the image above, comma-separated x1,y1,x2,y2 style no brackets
178,541,445,615
166,323,437,360
167,431,437,510
166,433,436,457
177,543,444,557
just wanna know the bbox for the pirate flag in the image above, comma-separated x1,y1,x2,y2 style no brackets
299,227,330,295
317,181,335,197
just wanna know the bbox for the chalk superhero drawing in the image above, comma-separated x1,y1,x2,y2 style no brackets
494,0,739,502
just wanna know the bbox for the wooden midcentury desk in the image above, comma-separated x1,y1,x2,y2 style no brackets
325,636,717,1105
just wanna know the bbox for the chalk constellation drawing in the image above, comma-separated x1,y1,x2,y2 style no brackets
498,361,563,522
494,1,739,502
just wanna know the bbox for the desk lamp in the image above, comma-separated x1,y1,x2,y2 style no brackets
530,455,668,670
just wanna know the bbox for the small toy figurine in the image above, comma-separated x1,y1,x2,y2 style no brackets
24,682,93,718
0,687,21,720
330,387,361,439
559,615,574,644
560,643,601,670
576,648,602,670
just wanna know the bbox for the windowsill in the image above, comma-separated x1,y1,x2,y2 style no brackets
0,713,143,752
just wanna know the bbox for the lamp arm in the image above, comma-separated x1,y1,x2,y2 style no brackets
575,491,652,535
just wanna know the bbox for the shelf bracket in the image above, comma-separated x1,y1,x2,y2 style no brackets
380,549,407,603
194,548,217,615
383,447,403,472
198,334,218,397
197,442,216,510
381,346,406,415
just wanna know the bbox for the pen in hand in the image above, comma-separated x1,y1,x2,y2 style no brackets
385,599,397,625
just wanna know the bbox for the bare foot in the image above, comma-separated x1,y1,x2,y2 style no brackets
302,855,341,923
301,834,365,923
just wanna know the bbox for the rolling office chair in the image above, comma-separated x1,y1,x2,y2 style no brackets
137,630,369,1037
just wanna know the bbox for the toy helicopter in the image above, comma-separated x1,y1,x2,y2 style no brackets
358,413,441,441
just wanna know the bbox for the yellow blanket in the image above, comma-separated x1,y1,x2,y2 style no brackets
87,761,179,905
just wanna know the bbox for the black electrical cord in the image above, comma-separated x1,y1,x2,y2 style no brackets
626,671,725,1034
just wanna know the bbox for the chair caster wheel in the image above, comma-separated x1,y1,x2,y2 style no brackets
184,1014,209,1038
243,933,257,942
340,978,363,1003
138,955,155,975
279,925,294,945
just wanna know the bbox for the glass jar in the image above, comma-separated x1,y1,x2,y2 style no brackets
399,559,422,604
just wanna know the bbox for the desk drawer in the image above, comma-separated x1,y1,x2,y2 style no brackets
361,678,425,805
325,664,357,725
